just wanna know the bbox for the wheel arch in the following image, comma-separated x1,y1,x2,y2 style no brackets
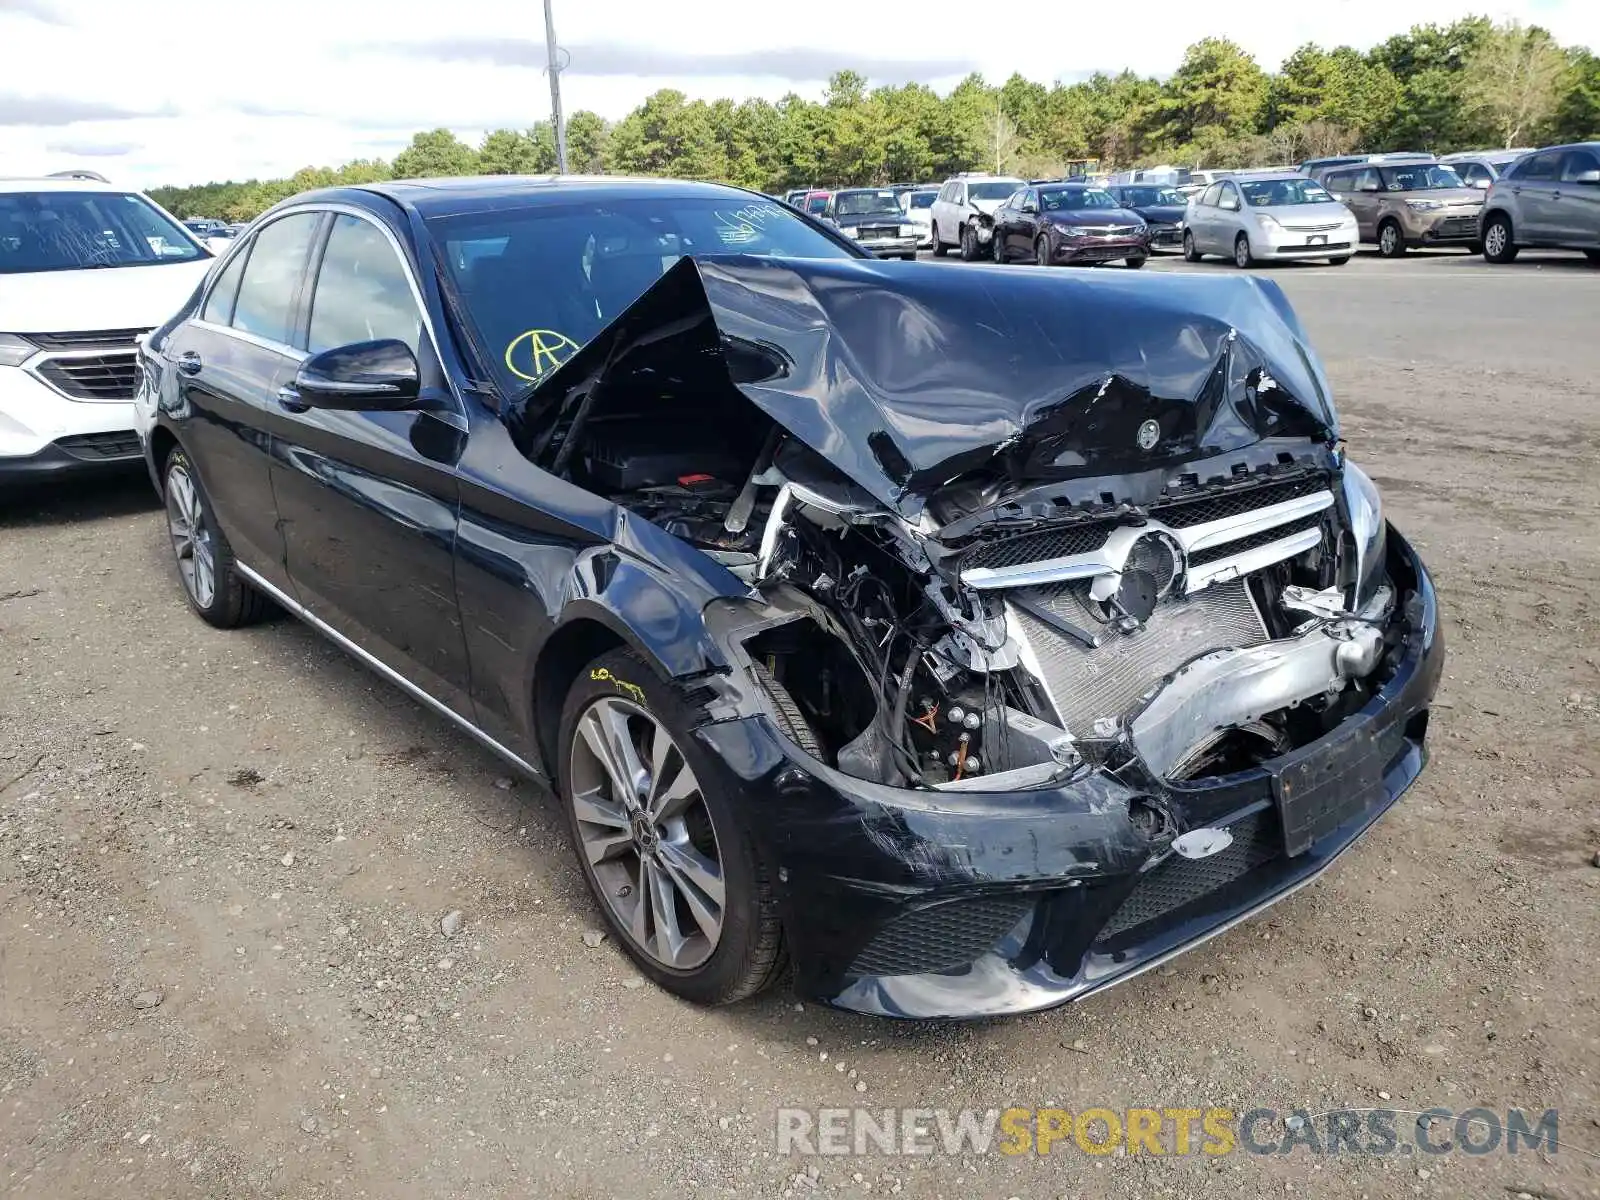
148,424,181,489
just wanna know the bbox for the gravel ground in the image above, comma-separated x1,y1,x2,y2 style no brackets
1,249,1597,1199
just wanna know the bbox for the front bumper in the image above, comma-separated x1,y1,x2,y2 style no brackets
1147,223,1184,251
696,529,1442,1018
855,235,921,258
0,433,145,486
1411,209,1483,245
1052,236,1149,264
1,362,140,474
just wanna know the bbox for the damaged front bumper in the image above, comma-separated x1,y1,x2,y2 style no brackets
692,529,1442,1018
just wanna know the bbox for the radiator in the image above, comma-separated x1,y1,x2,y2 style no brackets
1008,578,1269,734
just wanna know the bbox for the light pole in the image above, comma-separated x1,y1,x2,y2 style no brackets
543,0,569,173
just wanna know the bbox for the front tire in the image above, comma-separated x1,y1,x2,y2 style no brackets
931,218,949,257
1124,255,1146,269
991,229,1006,263
1233,233,1255,269
163,448,269,628
1482,214,1517,263
1584,249,1600,265
1035,235,1052,267
1377,219,1406,258
1183,230,1202,262
559,648,788,1006
959,222,981,261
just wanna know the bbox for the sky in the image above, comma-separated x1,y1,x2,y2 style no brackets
0,0,1595,187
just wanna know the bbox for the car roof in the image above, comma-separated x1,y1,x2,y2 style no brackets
1226,171,1317,183
278,175,774,221
0,176,123,194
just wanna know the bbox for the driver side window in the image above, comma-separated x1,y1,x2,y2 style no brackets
1199,183,1222,207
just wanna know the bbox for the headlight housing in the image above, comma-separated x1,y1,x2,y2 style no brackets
1406,199,1444,211
1256,213,1281,230
1342,461,1387,609
900,225,920,239
0,333,38,367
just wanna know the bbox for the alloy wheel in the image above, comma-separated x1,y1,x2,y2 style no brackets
992,228,1005,263
166,462,216,609
1379,222,1402,256
1484,222,1507,258
1036,236,1050,266
568,696,724,970
1234,234,1252,268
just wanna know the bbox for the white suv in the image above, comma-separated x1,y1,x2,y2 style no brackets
1,177,214,486
929,173,1024,260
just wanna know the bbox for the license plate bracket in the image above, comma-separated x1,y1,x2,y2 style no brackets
1271,717,1400,856
1306,234,1328,246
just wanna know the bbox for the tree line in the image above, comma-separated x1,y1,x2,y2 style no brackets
152,18,1600,222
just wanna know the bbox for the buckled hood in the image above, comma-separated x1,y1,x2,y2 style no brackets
520,254,1339,519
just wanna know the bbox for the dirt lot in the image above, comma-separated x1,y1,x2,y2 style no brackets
2,250,1598,1199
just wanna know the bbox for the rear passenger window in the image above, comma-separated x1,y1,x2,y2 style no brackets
308,215,422,355
201,250,246,325
231,213,319,346
1520,153,1560,181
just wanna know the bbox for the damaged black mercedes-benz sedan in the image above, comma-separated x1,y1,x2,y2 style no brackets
135,177,1441,1018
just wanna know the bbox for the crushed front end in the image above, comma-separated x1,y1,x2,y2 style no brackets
519,255,1444,1018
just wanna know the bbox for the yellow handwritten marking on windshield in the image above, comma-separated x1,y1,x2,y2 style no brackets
505,329,580,383
590,667,646,706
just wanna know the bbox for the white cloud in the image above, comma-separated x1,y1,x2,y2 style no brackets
0,0,1594,185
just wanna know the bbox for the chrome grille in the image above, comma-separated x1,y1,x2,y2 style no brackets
1153,474,1327,528
1010,578,1267,733
28,328,147,350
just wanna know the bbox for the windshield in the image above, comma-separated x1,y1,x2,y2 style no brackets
906,191,936,210
1121,186,1183,206
969,180,1022,201
834,190,901,218
427,196,857,397
0,190,206,274
1379,164,1465,190
1040,187,1118,211
1240,179,1334,207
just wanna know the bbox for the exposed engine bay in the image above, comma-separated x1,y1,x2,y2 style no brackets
531,341,1398,796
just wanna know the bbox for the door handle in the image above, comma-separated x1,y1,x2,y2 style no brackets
1511,186,1522,194
276,384,310,414
1552,190,1562,200
176,350,202,376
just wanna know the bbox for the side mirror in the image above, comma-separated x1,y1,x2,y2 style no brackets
1473,177,1491,189
1021,201,1038,214
1220,198,1239,212
290,339,420,411
1573,169,1600,186
1357,181,1380,193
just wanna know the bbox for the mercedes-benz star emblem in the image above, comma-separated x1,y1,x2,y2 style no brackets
1136,419,1161,451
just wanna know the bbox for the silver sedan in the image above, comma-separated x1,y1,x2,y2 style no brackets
1183,173,1359,267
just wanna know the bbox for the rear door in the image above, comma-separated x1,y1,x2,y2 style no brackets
163,211,322,596
267,207,475,715
1555,148,1600,246
1192,184,1221,251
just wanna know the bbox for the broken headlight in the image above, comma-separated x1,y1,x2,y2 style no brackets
1342,461,1387,609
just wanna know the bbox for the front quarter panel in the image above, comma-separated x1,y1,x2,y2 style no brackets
450,407,748,772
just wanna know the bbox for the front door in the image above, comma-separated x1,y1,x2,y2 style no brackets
266,210,476,715
1512,151,1564,242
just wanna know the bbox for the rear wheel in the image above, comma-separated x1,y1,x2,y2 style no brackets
1482,214,1517,263
1183,230,1202,262
1233,233,1255,269
559,648,788,1005
163,448,269,629
1377,219,1406,258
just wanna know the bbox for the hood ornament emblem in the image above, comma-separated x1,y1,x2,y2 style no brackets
1136,419,1161,451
